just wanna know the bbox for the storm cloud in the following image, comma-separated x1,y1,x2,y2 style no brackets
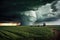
36,0,60,24
1,0,60,25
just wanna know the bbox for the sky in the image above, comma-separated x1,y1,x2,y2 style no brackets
35,0,60,25
0,0,60,25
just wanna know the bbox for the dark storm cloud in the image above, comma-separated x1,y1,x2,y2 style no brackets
0,0,55,12
0,0,56,25
36,13,58,23
51,0,58,12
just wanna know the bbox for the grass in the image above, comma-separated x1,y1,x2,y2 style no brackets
0,26,60,40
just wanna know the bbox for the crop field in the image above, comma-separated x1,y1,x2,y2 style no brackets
0,26,60,40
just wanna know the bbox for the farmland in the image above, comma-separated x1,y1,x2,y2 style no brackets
0,26,60,40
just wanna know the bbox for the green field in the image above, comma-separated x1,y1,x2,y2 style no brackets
0,26,60,40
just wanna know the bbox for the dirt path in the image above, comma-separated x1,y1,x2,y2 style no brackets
52,28,60,40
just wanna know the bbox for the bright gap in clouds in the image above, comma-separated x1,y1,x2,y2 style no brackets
35,19,60,25
0,23,20,26
42,19,60,25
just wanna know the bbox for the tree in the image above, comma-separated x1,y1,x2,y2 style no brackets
43,22,46,26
